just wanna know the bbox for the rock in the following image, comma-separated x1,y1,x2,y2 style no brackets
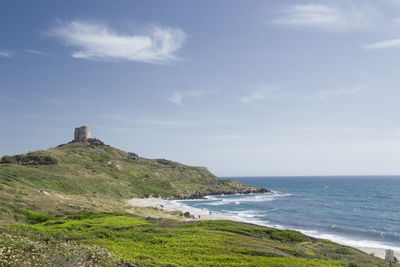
88,138,105,146
127,152,139,160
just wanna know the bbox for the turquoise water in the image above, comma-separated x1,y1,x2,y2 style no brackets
177,176,400,250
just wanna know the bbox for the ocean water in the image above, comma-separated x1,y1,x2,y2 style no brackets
176,176,400,250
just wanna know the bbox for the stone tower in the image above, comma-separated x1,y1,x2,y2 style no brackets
74,126,90,142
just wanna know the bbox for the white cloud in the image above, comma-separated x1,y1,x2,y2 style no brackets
188,134,244,142
0,49,48,58
0,51,12,58
41,96,64,105
46,20,186,64
23,49,49,56
304,86,364,101
166,92,184,105
240,87,287,104
394,17,400,25
388,0,400,7
365,38,400,49
166,89,220,106
274,4,378,31
101,114,237,128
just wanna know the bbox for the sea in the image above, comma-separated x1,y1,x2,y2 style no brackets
175,176,400,251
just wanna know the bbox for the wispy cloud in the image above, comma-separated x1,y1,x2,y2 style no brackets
281,126,366,133
394,17,400,25
0,51,12,58
274,4,378,31
41,96,64,105
166,92,184,105
187,134,244,142
166,89,220,106
240,87,287,104
101,114,237,128
46,20,186,64
304,86,364,101
23,49,49,56
0,49,48,58
388,0,400,7
365,38,400,49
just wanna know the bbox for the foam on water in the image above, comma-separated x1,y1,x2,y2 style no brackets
177,176,400,253
201,192,290,206
297,229,400,251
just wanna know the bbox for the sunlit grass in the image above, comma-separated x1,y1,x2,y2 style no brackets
0,210,386,266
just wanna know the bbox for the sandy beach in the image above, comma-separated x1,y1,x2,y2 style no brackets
128,197,399,260
356,247,400,260
128,198,232,221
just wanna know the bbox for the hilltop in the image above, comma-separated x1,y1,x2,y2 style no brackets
0,138,267,198
0,138,267,220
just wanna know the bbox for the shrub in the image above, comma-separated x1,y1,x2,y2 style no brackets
335,247,351,255
1,156,17,163
21,209,55,224
10,153,58,165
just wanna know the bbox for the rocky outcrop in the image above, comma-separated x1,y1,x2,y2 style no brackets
127,152,139,160
88,138,105,146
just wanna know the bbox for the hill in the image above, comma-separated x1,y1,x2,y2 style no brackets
0,138,390,266
0,138,266,220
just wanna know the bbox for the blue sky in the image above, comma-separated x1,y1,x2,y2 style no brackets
2,0,400,176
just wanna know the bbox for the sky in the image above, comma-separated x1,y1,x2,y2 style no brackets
2,0,400,176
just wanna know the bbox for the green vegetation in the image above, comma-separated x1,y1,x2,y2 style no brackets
0,140,391,266
1,153,58,165
1,211,387,266
0,141,259,200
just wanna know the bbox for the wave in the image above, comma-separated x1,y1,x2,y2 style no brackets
201,193,291,206
297,229,400,251
211,207,400,252
176,199,400,252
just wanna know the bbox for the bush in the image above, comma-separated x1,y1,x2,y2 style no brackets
6,153,58,165
1,156,17,163
335,247,351,255
266,229,310,243
21,209,55,224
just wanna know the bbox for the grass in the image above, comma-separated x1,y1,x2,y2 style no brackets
3,210,387,266
0,140,394,266
0,140,261,200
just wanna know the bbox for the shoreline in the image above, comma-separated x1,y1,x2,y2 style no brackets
128,197,233,221
128,197,400,260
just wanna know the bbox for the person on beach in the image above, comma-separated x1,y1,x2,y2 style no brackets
209,211,212,216
198,215,201,219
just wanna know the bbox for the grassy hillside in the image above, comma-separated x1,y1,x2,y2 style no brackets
0,139,391,266
0,139,264,199
0,210,388,266
0,139,267,222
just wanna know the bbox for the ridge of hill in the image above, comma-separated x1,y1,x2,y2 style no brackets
0,138,268,199
0,138,267,220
